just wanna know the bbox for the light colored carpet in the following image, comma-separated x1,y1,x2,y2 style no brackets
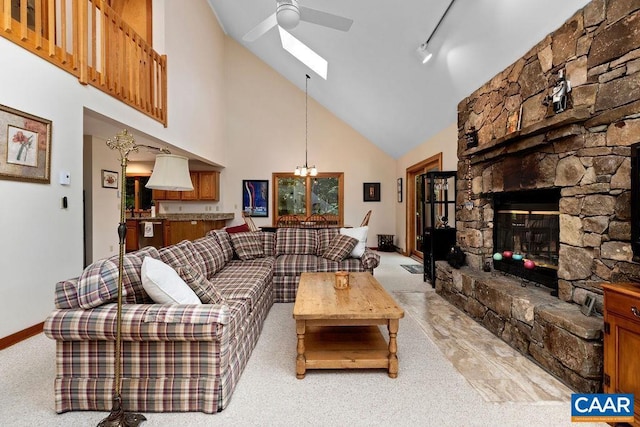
0,252,602,426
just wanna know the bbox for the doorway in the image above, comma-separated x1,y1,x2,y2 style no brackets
406,153,442,259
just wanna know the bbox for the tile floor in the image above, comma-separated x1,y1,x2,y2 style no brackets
392,289,574,404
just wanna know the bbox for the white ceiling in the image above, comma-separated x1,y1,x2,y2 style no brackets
207,0,591,158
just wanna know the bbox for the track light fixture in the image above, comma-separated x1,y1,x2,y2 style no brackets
416,0,455,64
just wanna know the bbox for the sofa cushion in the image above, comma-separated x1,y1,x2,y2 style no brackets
322,234,358,262
177,264,225,304
317,257,367,273
159,240,206,274
141,257,201,304
275,228,318,255
77,246,159,309
208,230,234,263
209,259,273,310
229,232,265,260
316,228,339,256
274,254,318,276
340,226,368,258
192,235,226,278
225,223,250,234
259,231,276,257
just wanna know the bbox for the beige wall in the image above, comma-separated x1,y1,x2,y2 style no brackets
222,38,397,245
395,123,459,253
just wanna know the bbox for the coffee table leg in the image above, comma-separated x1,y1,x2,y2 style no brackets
296,320,306,379
388,319,399,378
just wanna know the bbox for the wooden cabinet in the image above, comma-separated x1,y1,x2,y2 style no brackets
125,219,139,252
603,282,640,426
165,220,226,245
198,171,219,201
152,171,219,201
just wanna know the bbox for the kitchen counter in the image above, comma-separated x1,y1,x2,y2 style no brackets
127,213,234,221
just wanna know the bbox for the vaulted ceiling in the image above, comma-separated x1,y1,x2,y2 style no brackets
208,0,591,158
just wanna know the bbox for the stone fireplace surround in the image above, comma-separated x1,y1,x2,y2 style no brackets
435,1,640,393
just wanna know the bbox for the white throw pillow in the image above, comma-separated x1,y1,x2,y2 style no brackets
141,257,201,304
340,226,368,258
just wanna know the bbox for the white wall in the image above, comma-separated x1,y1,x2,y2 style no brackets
0,0,227,339
222,38,397,245
87,136,120,262
395,123,459,253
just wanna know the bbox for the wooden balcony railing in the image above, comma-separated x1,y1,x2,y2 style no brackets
0,0,167,126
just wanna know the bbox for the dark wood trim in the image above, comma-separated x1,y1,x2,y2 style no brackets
0,322,44,350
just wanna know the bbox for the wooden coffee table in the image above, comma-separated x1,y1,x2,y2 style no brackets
292,272,404,379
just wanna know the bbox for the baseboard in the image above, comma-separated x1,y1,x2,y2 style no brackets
0,322,44,350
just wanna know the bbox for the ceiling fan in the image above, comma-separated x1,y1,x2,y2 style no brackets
242,0,353,79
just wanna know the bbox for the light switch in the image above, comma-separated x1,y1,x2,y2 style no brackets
59,171,71,185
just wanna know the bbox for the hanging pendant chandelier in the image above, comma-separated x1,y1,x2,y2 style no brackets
294,74,318,177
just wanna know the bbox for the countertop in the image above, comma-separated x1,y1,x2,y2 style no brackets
126,213,234,221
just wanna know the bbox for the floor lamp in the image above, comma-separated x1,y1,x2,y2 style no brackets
98,129,193,427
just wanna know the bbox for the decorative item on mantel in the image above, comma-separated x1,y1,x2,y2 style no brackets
463,157,473,210
464,126,478,149
543,68,572,114
294,74,317,177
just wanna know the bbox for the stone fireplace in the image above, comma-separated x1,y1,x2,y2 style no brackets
435,1,640,393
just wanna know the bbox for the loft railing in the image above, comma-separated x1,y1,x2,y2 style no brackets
0,0,167,126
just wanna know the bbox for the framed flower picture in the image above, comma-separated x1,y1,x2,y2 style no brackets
102,170,118,189
0,104,52,183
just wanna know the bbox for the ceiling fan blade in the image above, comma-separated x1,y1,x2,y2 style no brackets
278,27,328,79
242,13,278,42
299,7,353,32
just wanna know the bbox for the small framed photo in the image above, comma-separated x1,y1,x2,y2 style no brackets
363,182,380,202
0,104,52,183
102,170,118,189
580,294,596,317
397,178,403,203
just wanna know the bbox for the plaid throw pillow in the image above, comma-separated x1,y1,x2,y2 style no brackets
322,234,358,262
177,264,225,304
229,232,265,260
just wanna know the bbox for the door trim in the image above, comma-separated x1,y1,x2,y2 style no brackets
405,153,442,259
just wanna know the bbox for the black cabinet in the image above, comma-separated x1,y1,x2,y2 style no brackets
421,171,457,285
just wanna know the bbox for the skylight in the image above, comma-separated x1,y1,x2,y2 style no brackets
278,27,328,80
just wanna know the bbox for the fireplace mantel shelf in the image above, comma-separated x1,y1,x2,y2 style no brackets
463,107,592,163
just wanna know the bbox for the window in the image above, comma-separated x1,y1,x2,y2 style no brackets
273,172,344,225
126,175,153,212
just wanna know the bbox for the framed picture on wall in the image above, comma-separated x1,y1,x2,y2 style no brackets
363,182,380,202
102,170,118,189
0,104,52,184
397,178,403,202
243,179,269,217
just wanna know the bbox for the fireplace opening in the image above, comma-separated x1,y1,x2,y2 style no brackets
492,188,560,294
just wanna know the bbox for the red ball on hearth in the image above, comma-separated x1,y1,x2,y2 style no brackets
523,259,536,270
502,251,513,259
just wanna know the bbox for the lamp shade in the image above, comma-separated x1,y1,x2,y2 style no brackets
145,154,194,191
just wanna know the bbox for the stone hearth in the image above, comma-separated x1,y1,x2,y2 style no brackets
436,262,603,392
435,1,640,392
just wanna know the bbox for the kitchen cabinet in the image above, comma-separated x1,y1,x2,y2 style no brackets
198,171,219,201
602,282,640,426
125,219,139,252
165,219,226,245
152,171,219,202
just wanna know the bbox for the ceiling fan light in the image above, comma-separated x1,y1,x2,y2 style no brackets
276,1,300,30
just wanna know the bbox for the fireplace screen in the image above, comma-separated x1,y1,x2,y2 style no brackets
493,189,560,291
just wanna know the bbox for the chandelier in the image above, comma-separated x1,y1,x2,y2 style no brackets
294,74,317,177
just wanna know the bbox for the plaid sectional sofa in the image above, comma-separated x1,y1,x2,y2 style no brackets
43,227,379,414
